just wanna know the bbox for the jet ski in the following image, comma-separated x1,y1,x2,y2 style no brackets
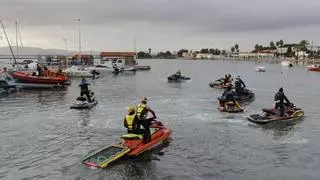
247,104,304,124
0,80,17,95
209,78,232,89
235,89,255,102
167,74,191,81
218,100,244,113
70,91,98,109
81,120,172,168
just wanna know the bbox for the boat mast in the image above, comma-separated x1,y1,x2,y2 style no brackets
15,21,19,61
0,20,17,64
63,38,68,68
78,18,82,65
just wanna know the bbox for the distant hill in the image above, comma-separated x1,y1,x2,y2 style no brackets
0,46,101,56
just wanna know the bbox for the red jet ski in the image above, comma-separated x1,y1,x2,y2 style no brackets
81,120,172,168
247,104,304,124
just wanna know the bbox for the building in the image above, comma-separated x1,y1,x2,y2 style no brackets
99,52,136,66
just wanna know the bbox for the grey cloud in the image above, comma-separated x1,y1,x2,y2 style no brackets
2,0,320,32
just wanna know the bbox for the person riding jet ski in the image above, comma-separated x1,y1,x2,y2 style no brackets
235,75,246,95
274,87,291,117
79,78,92,102
219,84,236,107
173,70,182,78
136,97,156,143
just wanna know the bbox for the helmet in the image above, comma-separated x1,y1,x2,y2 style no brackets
128,106,135,113
141,97,148,104
279,87,283,92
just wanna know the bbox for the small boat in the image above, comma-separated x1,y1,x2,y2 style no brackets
10,71,69,85
167,74,191,82
255,66,266,72
63,66,95,77
218,100,244,113
235,89,255,102
281,61,293,67
307,64,320,72
70,92,98,109
247,104,304,124
81,121,171,168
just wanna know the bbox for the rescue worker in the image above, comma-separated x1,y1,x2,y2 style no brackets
79,78,92,102
136,97,156,143
219,84,236,107
36,64,42,76
235,76,246,95
124,106,139,134
274,87,291,117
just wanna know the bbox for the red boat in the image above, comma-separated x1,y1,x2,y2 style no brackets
308,64,320,72
121,121,172,156
10,70,69,84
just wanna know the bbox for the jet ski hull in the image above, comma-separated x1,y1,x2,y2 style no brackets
70,100,98,109
247,107,304,124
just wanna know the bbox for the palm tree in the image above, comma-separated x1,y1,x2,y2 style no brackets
299,40,309,45
235,44,239,51
279,40,284,46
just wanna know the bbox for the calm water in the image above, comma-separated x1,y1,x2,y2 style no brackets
1,59,320,180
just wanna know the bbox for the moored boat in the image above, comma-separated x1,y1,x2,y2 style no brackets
255,66,266,72
307,64,320,72
281,61,293,67
10,70,69,84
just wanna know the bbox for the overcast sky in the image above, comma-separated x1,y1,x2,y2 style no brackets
1,0,320,52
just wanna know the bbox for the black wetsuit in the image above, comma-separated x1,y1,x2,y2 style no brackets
274,91,291,116
79,83,91,102
235,78,246,95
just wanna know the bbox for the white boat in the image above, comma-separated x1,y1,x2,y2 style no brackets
255,66,266,72
63,66,94,77
87,58,136,72
281,61,293,67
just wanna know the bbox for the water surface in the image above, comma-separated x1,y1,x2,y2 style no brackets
0,59,320,180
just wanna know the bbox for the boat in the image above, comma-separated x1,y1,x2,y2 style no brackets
167,74,191,82
63,66,96,77
281,61,293,67
10,70,69,85
247,104,304,124
218,100,244,113
70,92,98,109
81,121,171,168
255,66,266,72
235,89,255,102
307,64,320,72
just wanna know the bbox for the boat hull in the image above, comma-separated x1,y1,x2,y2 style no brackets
11,71,68,84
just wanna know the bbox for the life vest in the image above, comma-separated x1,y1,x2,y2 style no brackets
125,114,135,130
136,104,146,120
